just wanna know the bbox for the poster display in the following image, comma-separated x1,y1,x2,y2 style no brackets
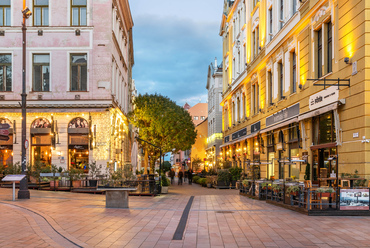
340,189,370,210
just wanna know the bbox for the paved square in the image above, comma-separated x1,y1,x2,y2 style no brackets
1,183,370,247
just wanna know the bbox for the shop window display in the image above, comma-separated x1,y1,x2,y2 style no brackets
68,117,89,171
0,117,13,166
30,118,52,166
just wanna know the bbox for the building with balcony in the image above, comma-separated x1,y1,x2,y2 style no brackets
0,0,134,172
205,58,223,169
219,0,370,183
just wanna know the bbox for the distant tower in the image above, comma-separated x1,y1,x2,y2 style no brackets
183,102,191,110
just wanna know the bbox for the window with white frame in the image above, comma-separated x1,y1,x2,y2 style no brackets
0,54,11,92
33,0,49,26
71,0,87,26
70,54,87,91
291,51,297,94
280,0,284,29
268,71,273,105
253,83,259,115
253,26,260,59
278,62,284,100
292,0,297,14
0,0,10,26
33,54,50,92
269,7,273,41
317,28,323,78
237,97,240,122
326,21,332,74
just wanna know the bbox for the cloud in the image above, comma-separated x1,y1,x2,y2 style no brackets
130,1,223,107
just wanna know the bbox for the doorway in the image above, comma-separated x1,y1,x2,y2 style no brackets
312,147,337,185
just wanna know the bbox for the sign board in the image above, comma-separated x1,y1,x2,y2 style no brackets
266,103,300,127
0,136,10,141
340,189,370,210
251,121,261,133
0,123,10,129
2,174,26,182
309,86,339,111
352,61,358,75
0,129,9,136
353,132,359,138
232,128,247,140
24,139,29,149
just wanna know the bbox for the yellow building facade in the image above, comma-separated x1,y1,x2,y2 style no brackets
220,0,370,184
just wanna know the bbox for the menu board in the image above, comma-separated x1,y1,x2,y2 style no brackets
340,189,370,210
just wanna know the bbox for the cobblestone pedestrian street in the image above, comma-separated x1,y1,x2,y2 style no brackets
1,183,370,248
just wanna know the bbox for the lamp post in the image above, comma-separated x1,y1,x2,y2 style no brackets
18,2,32,199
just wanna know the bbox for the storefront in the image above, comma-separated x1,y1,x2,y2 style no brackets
31,118,52,166
68,117,90,171
0,118,13,166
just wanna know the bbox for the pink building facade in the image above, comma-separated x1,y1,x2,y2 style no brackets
0,0,134,172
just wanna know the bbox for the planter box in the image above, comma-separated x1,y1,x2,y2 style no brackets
50,180,59,188
89,179,98,187
72,180,82,188
319,192,335,198
290,192,299,197
161,186,168,194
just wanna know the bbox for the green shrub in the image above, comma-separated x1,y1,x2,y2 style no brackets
229,167,242,181
217,170,230,183
161,174,170,186
193,176,200,183
199,178,207,186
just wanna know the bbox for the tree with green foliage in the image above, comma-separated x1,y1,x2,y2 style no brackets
162,161,172,172
129,93,197,172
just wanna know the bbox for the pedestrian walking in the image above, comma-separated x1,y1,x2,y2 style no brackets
188,169,193,185
170,168,175,185
178,170,183,185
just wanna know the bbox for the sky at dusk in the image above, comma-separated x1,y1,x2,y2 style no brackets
129,0,224,107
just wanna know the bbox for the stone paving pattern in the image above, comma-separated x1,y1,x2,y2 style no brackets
1,181,370,247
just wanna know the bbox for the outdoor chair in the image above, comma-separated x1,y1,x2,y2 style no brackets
304,180,322,210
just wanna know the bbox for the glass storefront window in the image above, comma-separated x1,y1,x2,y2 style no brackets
290,147,300,179
0,147,12,166
32,145,51,166
313,111,336,145
69,146,89,172
268,152,275,180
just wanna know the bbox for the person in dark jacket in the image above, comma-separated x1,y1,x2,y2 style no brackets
170,168,175,185
178,170,183,185
188,169,193,185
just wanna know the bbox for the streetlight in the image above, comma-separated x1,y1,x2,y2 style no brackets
18,1,32,199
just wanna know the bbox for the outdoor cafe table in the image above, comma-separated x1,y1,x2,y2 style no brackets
97,187,137,208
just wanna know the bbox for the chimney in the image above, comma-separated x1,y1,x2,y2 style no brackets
214,57,217,69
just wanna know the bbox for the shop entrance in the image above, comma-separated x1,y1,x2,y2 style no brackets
0,118,13,166
312,147,337,185
30,118,52,166
68,117,89,172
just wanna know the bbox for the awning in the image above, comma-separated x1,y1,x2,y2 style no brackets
260,117,298,134
298,102,338,121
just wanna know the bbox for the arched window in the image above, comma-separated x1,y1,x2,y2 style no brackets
30,118,52,166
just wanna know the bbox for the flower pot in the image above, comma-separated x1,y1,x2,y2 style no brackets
290,191,299,197
207,183,212,188
50,180,59,189
274,190,280,193
268,186,272,190
89,179,98,187
320,192,335,198
161,186,168,194
72,180,82,188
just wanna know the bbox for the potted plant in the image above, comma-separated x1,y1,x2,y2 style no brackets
161,174,170,194
229,167,242,188
286,186,300,196
242,179,249,188
68,168,83,188
272,184,282,193
217,170,230,187
316,187,335,197
206,176,213,188
261,182,270,190
88,161,101,187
